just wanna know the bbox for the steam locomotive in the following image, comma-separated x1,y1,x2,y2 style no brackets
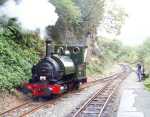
24,38,87,97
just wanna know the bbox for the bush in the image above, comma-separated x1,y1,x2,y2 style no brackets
0,25,43,91
144,77,150,91
86,57,107,76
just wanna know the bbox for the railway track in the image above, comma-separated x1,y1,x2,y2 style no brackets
0,67,128,117
0,99,57,117
70,72,128,117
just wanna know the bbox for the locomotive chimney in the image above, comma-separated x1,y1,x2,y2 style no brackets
46,37,52,57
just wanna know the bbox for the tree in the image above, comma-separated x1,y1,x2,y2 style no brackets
74,0,105,34
49,0,82,44
50,0,81,25
0,0,7,5
137,38,150,74
98,1,128,36
50,0,105,44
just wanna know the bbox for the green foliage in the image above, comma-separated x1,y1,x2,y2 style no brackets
86,38,127,75
50,0,81,25
0,0,7,5
96,38,122,62
0,23,43,91
50,0,106,44
144,77,150,91
136,38,150,90
136,38,150,74
113,38,150,90
49,0,82,44
75,0,105,30
50,0,127,44
86,59,104,75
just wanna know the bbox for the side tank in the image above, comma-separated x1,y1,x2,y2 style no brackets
52,52,75,75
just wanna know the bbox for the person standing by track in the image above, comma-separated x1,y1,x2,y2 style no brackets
136,63,144,81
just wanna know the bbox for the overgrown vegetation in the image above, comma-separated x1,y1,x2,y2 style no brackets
49,0,127,44
86,38,133,75
0,20,43,91
135,38,150,90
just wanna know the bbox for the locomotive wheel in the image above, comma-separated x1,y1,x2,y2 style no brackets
63,84,68,93
32,96,40,101
74,81,80,90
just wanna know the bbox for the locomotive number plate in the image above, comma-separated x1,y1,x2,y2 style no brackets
40,76,46,80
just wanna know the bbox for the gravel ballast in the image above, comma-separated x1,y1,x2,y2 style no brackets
30,83,106,117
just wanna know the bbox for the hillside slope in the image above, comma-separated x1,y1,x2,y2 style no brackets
0,25,43,91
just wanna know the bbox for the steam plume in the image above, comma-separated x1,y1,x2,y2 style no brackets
0,0,59,38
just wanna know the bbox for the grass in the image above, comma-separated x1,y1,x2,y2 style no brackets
86,57,113,76
144,75,150,91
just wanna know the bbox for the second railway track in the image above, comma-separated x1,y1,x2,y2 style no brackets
70,70,129,117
